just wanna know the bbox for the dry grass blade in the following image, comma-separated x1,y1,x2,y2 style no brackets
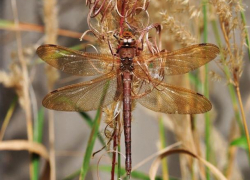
0,97,17,141
0,140,49,159
149,149,227,180
0,19,88,39
0,140,50,180
131,142,182,173
11,0,34,178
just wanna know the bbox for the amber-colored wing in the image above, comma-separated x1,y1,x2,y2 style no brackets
37,44,118,76
136,43,219,76
42,73,120,111
136,79,211,114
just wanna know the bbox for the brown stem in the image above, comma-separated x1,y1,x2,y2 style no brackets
11,0,34,178
111,117,118,180
119,0,127,34
43,0,58,179
235,82,250,156
0,21,88,39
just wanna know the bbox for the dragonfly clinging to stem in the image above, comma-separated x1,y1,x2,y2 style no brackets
37,31,219,176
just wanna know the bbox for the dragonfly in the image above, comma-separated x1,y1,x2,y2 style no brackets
37,31,219,176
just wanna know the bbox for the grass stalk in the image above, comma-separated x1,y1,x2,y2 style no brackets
202,1,211,179
79,109,102,180
32,108,45,180
0,19,84,39
11,0,34,178
79,80,110,180
239,1,250,60
64,165,175,180
159,116,169,180
11,0,33,142
211,20,244,135
235,84,250,156
79,112,106,146
119,0,127,34
117,144,121,179
43,0,58,179
0,96,17,141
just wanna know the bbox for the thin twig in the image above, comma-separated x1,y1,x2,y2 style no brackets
11,0,34,178
235,83,250,156
0,20,91,40
43,0,58,179
0,96,17,141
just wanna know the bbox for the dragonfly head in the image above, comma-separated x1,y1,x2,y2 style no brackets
114,31,136,47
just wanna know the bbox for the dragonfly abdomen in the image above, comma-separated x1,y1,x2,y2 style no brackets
122,71,132,175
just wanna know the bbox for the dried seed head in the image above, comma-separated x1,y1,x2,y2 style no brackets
209,71,222,82
160,12,197,46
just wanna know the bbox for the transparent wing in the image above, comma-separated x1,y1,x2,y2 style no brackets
37,44,119,76
136,79,212,114
136,43,219,76
42,73,120,111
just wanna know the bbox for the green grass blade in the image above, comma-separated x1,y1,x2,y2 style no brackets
159,116,169,180
230,136,250,150
79,80,110,180
188,72,202,92
79,112,106,147
117,144,121,179
64,165,181,180
97,165,180,180
79,109,102,180
0,19,14,28
202,1,211,179
79,112,93,126
32,108,45,180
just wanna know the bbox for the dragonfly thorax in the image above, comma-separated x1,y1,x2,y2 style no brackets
119,47,135,71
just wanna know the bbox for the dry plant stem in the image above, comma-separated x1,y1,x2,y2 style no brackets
129,142,182,175
111,117,118,180
11,0,33,141
211,20,244,134
43,0,58,179
190,115,205,180
225,146,237,179
149,149,227,180
0,97,17,141
218,0,250,159
225,120,238,179
235,82,250,157
0,21,88,40
119,0,127,34
11,0,34,178
239,1,250,59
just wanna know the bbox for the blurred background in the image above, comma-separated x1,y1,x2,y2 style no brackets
0,0,250,179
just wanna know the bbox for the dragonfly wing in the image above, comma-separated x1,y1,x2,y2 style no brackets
137,43,219,76
37,44,118,76
42,73,120,111
137,80,212,114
